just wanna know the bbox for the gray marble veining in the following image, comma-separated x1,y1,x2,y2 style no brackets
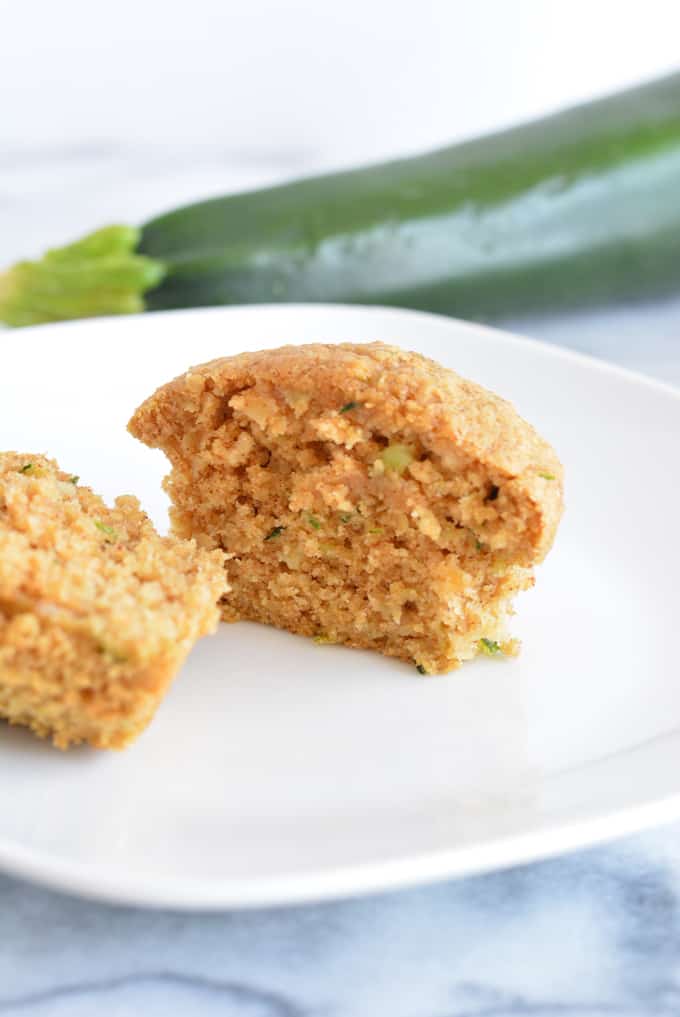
1,823,680,1016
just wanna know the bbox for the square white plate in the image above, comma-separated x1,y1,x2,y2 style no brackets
1,304,679,909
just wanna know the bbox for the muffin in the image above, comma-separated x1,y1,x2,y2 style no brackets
0,452,227,748
129,342,563,673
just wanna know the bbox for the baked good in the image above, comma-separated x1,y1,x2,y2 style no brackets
0,452,227,748
129,342,563,673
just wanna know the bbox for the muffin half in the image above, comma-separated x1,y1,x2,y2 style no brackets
0,453,227,748
129,342,563,673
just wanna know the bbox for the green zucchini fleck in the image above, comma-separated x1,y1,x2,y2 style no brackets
95,521,118,541
264,525,285,541
380,444,413,475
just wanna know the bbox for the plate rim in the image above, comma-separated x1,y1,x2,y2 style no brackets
3,302,680,910
1,788,680,910
11,299,680,405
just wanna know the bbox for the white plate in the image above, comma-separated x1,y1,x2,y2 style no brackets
1,304,680,910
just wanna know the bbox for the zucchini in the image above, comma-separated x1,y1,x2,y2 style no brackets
3,72,680,327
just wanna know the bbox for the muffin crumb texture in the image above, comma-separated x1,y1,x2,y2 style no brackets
0,453,227,749
129,342,563,674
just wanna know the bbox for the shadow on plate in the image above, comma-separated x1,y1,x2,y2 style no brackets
0,721,98,763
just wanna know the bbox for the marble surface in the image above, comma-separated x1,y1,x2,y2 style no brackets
3,153,680,1015
2,823,680,1016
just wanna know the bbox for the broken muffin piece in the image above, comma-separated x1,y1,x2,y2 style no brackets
128,342,563,673
0,452,227,749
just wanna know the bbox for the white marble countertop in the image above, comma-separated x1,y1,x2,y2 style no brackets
2,820,680,1017
3,152,680,1016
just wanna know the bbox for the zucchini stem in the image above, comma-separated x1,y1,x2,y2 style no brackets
0,225,166,327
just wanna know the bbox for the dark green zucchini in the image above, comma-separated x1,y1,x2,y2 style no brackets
3,72,680,327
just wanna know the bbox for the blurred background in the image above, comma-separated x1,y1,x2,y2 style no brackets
4,0,680,263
